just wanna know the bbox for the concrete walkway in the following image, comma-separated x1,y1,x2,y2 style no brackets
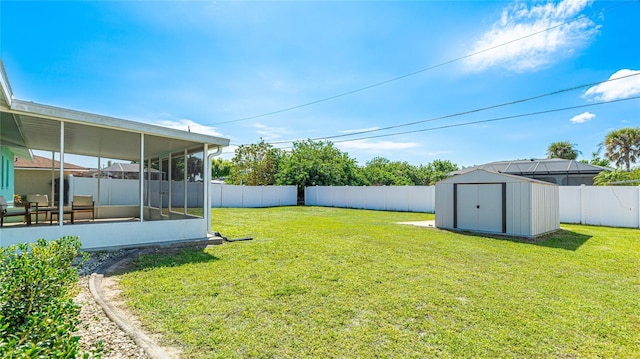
396,220,436,228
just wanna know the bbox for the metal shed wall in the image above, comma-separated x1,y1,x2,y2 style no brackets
435,169,559,238
530,183,560,236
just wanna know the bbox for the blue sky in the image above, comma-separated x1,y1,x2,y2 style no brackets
1,0,639,169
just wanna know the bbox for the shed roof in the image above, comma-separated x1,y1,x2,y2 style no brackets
437,168,558,186
452,159,611,176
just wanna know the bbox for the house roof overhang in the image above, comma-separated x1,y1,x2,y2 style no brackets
1,93,229,162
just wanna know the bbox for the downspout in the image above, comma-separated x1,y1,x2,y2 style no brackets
206,146,222,237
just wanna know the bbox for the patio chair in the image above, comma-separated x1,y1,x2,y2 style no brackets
71,195,94,224
0,195,32,227
26,194,56,224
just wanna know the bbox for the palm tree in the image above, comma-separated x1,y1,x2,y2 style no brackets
601,127,640,171
546,141,580,160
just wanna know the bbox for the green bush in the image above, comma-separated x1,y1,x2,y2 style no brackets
0,237,100,358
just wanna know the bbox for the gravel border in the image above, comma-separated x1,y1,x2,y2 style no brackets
76,250,151,358
75,238,223,358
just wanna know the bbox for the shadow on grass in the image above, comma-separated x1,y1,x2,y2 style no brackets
533,229,592,251
440,228,592,251
104,243,220,276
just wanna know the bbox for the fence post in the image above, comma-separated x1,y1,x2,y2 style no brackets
580,184,586,225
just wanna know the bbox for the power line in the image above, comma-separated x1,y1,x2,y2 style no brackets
266,72,640,145
206,0,632,126
220,96,639,154
224,96,636,153
330,96,640,144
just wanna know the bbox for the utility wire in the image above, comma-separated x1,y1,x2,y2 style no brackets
221,95,637,153
206,0,633,126
220,95,639,154
330,96,640,144
267,72,640,145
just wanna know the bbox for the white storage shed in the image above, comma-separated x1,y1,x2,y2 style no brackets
435,169,559,238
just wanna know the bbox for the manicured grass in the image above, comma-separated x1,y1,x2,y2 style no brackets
118,207,640,358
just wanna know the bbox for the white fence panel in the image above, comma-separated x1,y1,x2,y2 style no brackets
332,187,348,208
70,178,296,209
305,187,318,206
279,186,298,206
366,186,387,210
558,186,640,228
316,186,333,207
385,187,410,212
211,184,297,208
70,177,139,205
559,186,582,223
584,187,639,228
242,186,263,207
305,186,435,213
220,185,244,207
408,186,435,213
347,186,367,209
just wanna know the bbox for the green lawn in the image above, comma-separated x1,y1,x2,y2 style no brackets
118,207,640,358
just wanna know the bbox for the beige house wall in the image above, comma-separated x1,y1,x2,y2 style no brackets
14,169,74,200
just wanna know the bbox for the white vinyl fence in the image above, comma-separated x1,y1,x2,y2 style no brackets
68,177,297,208
67,177,640,228
559,185,640,228
210,184,297,208
305,186,435,213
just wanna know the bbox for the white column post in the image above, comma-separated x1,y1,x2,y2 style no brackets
97,157,101,215
183,149,187,214
203,144,210,229
580,184,586,225
168,151,172,213
139,134,144,222
59,122,64,227
50,152,55,206
147,158,152,207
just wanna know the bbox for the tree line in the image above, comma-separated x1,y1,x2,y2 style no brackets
212,139,458,198
212,126,639,190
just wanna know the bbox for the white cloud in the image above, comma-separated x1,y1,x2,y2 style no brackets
337,139,420,151
152,118,225,137
465,0,598,72
251,123,294,140
570,111,595,123
584,69,640,101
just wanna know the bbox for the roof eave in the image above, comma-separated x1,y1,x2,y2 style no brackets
0,61,13,107
9,99,230,148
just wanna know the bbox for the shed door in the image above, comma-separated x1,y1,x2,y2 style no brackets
455,183,504,233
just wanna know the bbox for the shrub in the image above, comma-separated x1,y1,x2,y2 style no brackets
0,237,100,358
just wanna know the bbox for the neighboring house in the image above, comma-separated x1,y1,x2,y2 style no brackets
451,159,611,186
0,60,230,249
100,162,162,180
14,155,89,204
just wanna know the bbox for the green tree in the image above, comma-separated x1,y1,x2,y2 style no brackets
414,160,459,185
580,151,610,167
547,141,580,160
276,140,364,197
593,168,640,185
211,158,232,179
601,127,640,171
361,157,418,186
227,139,281,185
